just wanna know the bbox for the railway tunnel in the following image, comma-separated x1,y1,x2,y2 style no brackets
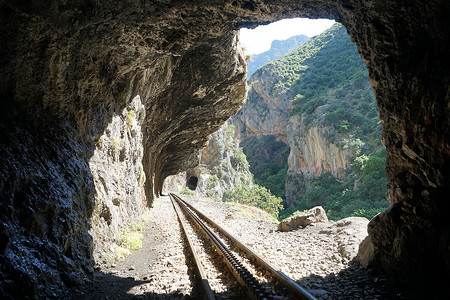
0,0,449,298
187,176,199,190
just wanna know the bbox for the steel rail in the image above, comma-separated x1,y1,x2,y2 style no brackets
169,194,215,300
170,193,273,300
174,194,317,300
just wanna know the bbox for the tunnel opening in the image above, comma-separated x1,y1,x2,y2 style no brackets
238,18,389,222
186,176,199,190
1,1,448,298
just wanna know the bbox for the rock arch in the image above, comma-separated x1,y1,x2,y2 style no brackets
0,0,448,297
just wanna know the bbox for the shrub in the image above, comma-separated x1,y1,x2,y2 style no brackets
138,163,146,187
111,137,122,151
121,232,143,250
180,187,196,196
126,109,136,128
225,184,283,218
234,151,249,170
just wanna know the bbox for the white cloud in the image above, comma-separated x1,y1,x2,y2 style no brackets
239,18,336,55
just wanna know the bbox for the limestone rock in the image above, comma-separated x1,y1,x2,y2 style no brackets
191,121,253,200
285,115,353,206
162,173,186,194
278,206,328,231
233,62,291,143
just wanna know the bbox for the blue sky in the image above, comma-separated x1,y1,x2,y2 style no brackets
240,18,335,55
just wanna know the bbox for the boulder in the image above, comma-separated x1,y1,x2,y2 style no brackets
278,206,328,231
319,217,370,261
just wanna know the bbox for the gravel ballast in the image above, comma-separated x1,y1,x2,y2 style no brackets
78,195,409,299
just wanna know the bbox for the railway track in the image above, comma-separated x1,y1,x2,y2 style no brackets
169,193,316,300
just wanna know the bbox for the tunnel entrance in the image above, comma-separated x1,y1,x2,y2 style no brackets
186,176,198,190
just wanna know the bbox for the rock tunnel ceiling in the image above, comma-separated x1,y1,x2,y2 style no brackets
0,0,449,297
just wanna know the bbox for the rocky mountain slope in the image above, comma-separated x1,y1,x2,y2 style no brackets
233,24,389,220
246,34,310,78
1,0,449,297
187,121,254,200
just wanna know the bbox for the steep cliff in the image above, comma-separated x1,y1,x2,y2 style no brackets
286,115,352,183
233,63,291,142
284,24,385,210
193,122,254,200
88,95,147,263
234,24,385,212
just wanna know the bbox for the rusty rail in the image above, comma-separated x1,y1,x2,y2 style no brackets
170,193,317,300
170,194,215,300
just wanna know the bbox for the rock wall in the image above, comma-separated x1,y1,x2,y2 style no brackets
344,1,450,289
0,0,449,297
0,1,248,297
287,119,352,180
88,95,147,263
285,115,353,206
0,118,95,298
189,122,253,200
162,173,186,194
233,63,292,143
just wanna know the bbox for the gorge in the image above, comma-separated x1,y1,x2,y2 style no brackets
0,0,449,298
233,23,389,221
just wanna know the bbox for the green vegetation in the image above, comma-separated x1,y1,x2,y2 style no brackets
247,34,310,78
294,148,389,220
224,184,284,218
284,24,381,144
138,163,146,187
111,137,122,151
240,135,289,200
200,121,253,200
121,231,143,250
241,23,389,221
126,109,136,128
119,212,151,253
180,187,196,196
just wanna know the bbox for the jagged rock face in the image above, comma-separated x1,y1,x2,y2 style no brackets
285,115,353,206
287,123,351,180
190,122,253,200
0,0,449,297
88,95,147,263
234,62,292,143
341,1,450,287
1,1,249,297
0,120,95,297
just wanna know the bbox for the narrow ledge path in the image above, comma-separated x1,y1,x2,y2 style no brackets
79,195,409,300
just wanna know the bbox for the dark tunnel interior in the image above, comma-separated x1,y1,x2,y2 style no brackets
186,176,198,190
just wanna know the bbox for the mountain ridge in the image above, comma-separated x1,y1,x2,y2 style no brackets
246,34,310,78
